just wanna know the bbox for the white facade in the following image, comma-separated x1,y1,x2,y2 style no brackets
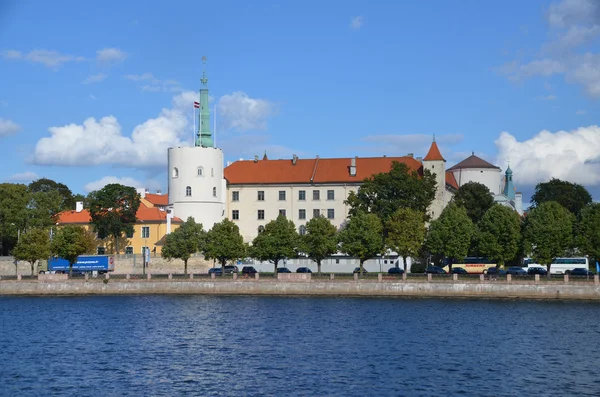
450,168,502,195
167,146,226,230
423,158,447,220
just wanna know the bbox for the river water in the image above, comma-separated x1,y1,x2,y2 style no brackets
1,296,599,396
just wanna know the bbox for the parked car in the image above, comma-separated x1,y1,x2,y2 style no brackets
223,265,239,274
450,267,468,274
241,266,257,275
506,267,527,276
277,267,291,273
296,267,312,273
388,267,404,275
486,267,506,276
425,266,447,274
353,267,368,274
527,267,548,276
208,267,223,276
566,268,594,276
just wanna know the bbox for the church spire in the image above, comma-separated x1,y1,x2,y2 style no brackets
195,56,214,148
503,164,515,200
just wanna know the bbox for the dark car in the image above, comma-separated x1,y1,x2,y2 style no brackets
425,266,447,274
296,267,312,273
353,267,368,274
277,267,292,273
506,267,527,275
567,268,594,276
223,265,239,274
241,266,257,275
208,267,223,276
388,267,404,275
486,267,506,276
527,267,548,276
451,267,468,274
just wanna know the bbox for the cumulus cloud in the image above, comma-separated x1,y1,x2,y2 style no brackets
125,73,181,92
495,125,600,186
2,49,85,68
84,176,161,193
217,91,277,131
96,48,128,64
83,73,107,84
351,16,364,29
6,171,38,183
31,91,197,168
0,118,21,136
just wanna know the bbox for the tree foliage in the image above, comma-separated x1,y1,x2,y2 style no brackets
530,178,592,217
162,217,206,274
425,202,474,269
452,181,495,224
476,205,521,267
204,219,246,268
576,203,600,265
88,184,140,254
301,216,338,274
12,228,51,275
345,161,437,227
27,190,63,229
50,225,89,276
250,215,300,274
28,178,75,212
523,201,574,273
338,211,384,274
0,183,29,255
385,208,426,272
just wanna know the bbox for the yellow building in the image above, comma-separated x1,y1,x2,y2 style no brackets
56,193,182,255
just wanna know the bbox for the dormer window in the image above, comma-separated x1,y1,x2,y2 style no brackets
172,167,179,178
186,186,192,197
197,167,203,176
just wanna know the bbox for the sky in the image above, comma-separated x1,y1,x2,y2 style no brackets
1,0,600,202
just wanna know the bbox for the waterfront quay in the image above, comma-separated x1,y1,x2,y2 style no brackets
1,272,600,300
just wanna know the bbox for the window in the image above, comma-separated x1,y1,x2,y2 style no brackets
327,190,335,200
327,209,334,219
298,190,306,201
232,210,239,220
258,225,265,233
186,186,192,197
232,191,239,201
279,191,286,201
313,209,320,218
126,229,134,238
97,247,106,255
142,226,150,238
142,246,149,254
279,209,286,217
125,247,133,255
258,191,265,201
313,190,320,200
258,210,265,220
172,167,179,178
197,167,203,176
211,168,214,177
299,225,306,236
212,187,217,197
299,209,306,220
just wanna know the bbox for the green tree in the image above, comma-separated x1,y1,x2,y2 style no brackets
250,215,300,275
476,205,521,267
426,202,474,271
523,201,574,275
204,219,246,269
162,217,206,274
338,211,384,275
530,178,592,217
12,228,51,275
385,208,426,272
88,184,140,255
28,178,75,212
50,225,89,276
576,203,600,265
0,183,30,256
452,181,495,224
27,190,63,229
345,161,437,228
301,216,338,274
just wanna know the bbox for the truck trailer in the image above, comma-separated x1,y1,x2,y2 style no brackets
40,255,115,274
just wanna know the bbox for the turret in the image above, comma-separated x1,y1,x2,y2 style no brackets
195,56,214,148
422,136,446,220
503,165,515,201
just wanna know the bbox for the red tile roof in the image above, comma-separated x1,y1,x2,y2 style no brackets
448,154,500,171
144,193,169,206
56,202,182,225
445,171,459,189
423,141,445,161
224,156,423,184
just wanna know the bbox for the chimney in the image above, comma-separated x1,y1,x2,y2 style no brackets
292,154,298,165
407,153,414,158
350,157,357,177
145,188,150,193
76,201,84,213
254,155,259,163
136,188,146,198
156,190,162,195
416,157,423,162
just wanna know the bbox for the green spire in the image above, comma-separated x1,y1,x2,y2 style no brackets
195,56,213,148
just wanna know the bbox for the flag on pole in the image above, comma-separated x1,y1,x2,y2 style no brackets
194,101,200,108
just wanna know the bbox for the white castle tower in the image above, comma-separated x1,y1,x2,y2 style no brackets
422,137,446,220
168,57,226,230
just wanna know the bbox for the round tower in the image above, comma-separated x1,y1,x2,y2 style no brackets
168,57,225,230
422,137,446,220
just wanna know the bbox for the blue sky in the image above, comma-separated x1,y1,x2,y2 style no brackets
1,0,600,200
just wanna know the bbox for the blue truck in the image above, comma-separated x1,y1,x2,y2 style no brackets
40,255,115,274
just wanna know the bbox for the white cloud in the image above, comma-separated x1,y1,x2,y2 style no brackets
31,91,197,168
495,125,600,186
351,16,364,29
2,49,85,68
125,73,181,92
6,171,38,183
538,94,558,100
84,176,161,193
83,73,107,84
96,48,128,64
576,109,587,114
217,91,276,131
0,118,21,136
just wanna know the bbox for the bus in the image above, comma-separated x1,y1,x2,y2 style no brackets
442,257,497,274
524,257,589,275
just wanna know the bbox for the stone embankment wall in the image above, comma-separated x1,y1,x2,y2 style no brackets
2,279,600,300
